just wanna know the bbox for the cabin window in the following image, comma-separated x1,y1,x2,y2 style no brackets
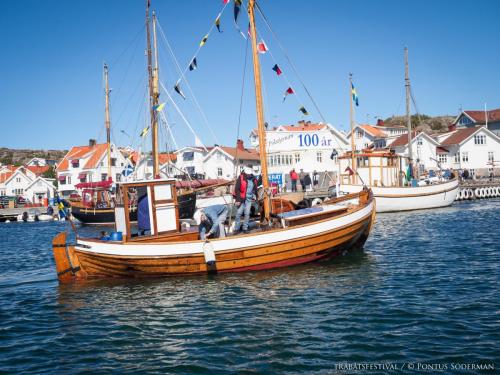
357,156,369,167
183,152,194,161
488,151,494,163
438,154,447,163
474,134,486,145
462,152,468,162
316,152,323,163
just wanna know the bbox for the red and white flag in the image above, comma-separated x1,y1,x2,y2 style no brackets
257,40,268,54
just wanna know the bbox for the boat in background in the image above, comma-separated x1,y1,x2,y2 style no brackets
339,48,458,212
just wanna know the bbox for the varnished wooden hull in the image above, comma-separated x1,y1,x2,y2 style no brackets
53,194,375,282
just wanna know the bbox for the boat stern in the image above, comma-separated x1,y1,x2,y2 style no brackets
52,232,85,283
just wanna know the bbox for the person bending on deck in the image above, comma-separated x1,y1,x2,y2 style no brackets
195,204,228,240
233,166,258,234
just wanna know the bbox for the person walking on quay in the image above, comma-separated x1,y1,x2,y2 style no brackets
312,170,319,191
299,169,306,191
233,165,258,234
290,168,298,192
304,173,312,191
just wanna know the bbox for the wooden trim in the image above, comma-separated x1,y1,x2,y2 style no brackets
155,199,175,205
123,186,131,242
149,186,158,236
172,184,180,232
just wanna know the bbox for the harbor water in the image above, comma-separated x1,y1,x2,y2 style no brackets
0,200,498,373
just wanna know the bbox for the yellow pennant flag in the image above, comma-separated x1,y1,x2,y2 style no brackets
199,34,208,47
154,102,166,112
140,126,150,138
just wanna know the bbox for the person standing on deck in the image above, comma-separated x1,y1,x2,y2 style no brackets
233,165,258,234
312,170,319,190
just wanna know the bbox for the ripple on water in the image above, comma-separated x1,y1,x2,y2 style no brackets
0,201,499,372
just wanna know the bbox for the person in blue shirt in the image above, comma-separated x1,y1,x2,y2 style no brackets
233,166,258,234
195,204,228,240
137,193,150,235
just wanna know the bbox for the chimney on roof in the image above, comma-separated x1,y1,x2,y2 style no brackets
89,139,96,147
305,121,311,126
448,123,456,132
298,120,305,125
236,139,245,151
376,119,384,127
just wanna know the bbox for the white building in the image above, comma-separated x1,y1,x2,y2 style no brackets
346,122,408,150
203,140,260,179
437,127,500,177
173,146,209,178
0,165,56,203
250,121,349,188
56,140,132,197
389,132,441,173
26,157,47,167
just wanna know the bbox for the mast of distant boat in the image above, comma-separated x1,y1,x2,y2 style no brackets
104,63,112,181
248,0,270,222
349,73,357,185
146,0,160,178
404,47,413,180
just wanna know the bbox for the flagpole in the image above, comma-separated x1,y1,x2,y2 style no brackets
405,47,413,181
104,63,112,181
349,73,356,185
248,0,270,223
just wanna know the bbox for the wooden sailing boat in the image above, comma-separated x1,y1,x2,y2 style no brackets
52,0,375,282
339,48,459,212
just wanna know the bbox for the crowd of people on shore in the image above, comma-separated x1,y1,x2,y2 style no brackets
289,168,320,192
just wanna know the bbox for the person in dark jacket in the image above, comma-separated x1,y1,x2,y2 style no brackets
233,166,258,234
304,173,312,191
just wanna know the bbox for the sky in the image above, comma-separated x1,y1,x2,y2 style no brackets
1,0,499,152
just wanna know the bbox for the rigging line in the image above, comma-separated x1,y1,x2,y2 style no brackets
113,75,148,131
109,30,145,114
109,24,146,68
156,20,220,145
130,86,149,151
234,37,250,177
255,1,328,123
172,2,230,87
159,80,209,153
160,111,179,151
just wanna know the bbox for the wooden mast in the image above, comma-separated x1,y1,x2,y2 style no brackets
248,0,270,222
405,47,413,179
146,1,160,178
104,63,112,181
349,73,356,185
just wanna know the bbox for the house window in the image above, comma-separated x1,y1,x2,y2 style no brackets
183,152,194,161
111,158,117,167
16,177,21,183
115,173,121,182
71,160,80,168
186,166,195,175
101,174,107,181
488,151,494,163
316,152,322,163
364,143,369,148
356,131,363,139
454,153,460,163
474,134,486,145
67,176,71,184
462,152,468,162
294,153,301,163
417,138,423,146
217,168,223,177
459,116,473,126
438,154,447,163
469,169,475,177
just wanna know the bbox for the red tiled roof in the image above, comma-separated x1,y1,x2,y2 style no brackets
57,144,109,172
83,144,109,169
159,153,177,164
389,132,417,147
441,127,481,146
436,146,449,154
280,124,327,132
26,165,50,176
0,171,14,184
464,108,500,123
359,124,386,138
220,146,260,161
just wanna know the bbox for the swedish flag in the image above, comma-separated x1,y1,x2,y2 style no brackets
351,82,359,106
